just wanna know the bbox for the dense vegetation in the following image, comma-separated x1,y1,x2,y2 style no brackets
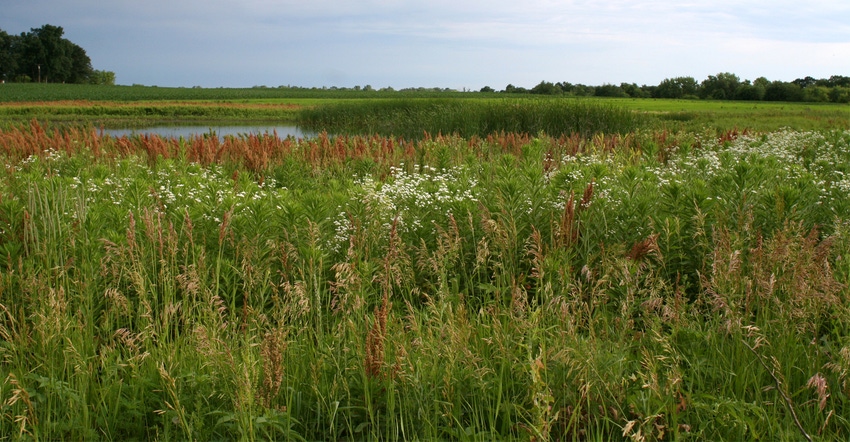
296,99,650,139
0,25,114,85
1,118,850,439
1,84,848,137
501,73,850,104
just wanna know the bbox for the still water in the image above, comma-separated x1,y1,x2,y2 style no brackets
102,125,316,139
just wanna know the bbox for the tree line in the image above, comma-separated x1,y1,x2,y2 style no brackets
0,24,115,85
489,73,850,103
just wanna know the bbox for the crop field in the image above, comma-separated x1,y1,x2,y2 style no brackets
1,109,850,440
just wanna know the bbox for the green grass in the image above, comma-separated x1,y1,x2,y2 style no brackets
1,123,849,440
296,98,650,138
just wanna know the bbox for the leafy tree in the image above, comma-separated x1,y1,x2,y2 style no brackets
829,87,850,103
654,77,699,99
803,86,830,102
530,80,561,95
700,72,740,100
764,81,804,102
479,85,495,93
793,76,817,89
68,43,94,83
827,75,850,88
89,69,116,85
0,24,97,83
18,24,73,82
504,84,528,93
0,30,19,82
571,84,595,96
734,80,765,101
594,83,627,97
620,82,650,98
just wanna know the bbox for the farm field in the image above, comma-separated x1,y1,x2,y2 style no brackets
1,88,850,440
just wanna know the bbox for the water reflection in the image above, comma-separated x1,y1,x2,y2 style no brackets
102,125,315,139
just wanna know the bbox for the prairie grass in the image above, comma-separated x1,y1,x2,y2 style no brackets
1,122,849,440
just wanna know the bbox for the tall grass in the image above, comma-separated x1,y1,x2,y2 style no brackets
1,122,849,439
297,98,649,138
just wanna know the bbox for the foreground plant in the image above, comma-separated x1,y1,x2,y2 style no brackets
1,123,849,440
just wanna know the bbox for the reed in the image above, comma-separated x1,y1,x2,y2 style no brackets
297,98,650,139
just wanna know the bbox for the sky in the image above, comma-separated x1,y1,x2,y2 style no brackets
2,0,849,90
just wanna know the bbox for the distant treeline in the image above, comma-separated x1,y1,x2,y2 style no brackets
0,24,115,85
489,73,850,103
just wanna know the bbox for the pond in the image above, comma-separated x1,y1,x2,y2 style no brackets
102,124,317,139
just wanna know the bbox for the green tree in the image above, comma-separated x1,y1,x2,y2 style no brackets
530,80,561,95
700,72,740,100
654,77,699,99
734,80,765,101
16,24,92,83
68,43,93,83
0,30,19,82
89,69,116,85
829,87,850,103
803,86,830,102
594,83,628,97
764,81,804,102
620,82,650,98
504,84,528,93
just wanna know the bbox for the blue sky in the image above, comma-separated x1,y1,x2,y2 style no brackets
2,0,849,89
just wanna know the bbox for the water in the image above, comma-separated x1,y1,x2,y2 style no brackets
102,124,316,139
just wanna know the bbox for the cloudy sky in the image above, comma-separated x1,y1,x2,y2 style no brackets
2,0,849,89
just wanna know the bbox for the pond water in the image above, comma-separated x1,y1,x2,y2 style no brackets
102,124,317,139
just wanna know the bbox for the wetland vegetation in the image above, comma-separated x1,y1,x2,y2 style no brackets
1,85,850,440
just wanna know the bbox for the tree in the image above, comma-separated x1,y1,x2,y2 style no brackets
654,77,698,99
19,24,75,82
89,69,116,85
479,85,495,93
793,76,817,89
504,84,528,93
530,80,561,95
700,72,740,100
764,81,804,102
1,24,95,83
620,82,649,98
594,83,627,97
0,30,19,82
68,43,93,83
734,80,765,101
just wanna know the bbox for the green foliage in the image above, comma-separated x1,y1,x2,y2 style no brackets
297,98,649,138
1,24,95,84
1,121,850,440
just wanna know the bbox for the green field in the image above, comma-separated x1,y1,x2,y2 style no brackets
1,87,850,440
2,83,849,134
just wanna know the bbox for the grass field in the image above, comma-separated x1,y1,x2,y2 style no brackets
2,83,849,134
1,113,850,439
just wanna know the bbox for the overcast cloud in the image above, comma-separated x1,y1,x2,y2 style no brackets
2,0,849,89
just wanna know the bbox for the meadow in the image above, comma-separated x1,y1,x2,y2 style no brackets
1,107,850,440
